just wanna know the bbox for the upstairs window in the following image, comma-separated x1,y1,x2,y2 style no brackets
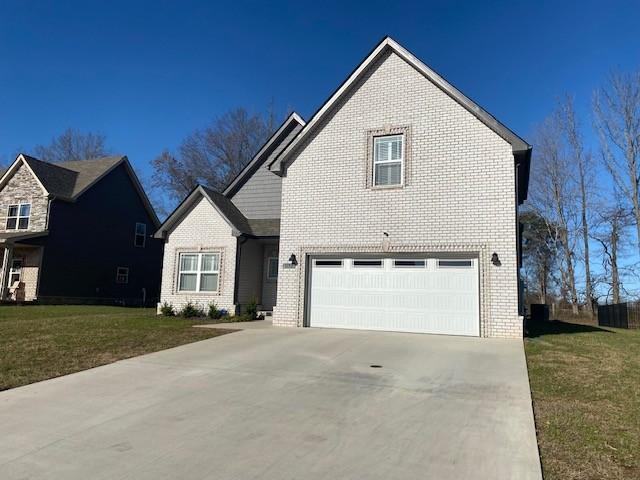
6,203,30,230
373,134,403,186
134,222,146,247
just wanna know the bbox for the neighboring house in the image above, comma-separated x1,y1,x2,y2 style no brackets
0,154,162,305
155,36,531,338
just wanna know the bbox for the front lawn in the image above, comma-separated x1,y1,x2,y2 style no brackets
525,320,640,480
0,305,230,391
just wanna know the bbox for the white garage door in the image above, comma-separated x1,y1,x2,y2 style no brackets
308,257,479,336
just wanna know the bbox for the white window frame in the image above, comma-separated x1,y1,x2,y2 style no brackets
6,202,31,230
8,258,23,286
177,252,221,293
134,222,146,248
373,134,404,187
267,257,279,280
116,267,129,284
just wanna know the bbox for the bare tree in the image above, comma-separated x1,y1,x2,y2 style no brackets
592,202,633,304
521,210,561,304
559,96,595,314
152,108,275,205
34,128,109,163
530,112,580,314
593,71,640,256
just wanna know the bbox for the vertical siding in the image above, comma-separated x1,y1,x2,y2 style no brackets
273,51,521,338
261,242,279,309
236,239,263,307
34,163,163,305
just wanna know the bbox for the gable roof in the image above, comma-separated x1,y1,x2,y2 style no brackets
0,154,160,226
154,185,280,239
268,36,532,202
223,112,305,197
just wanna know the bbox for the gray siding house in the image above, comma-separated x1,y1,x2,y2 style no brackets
0,154,162,305
155,37,531,338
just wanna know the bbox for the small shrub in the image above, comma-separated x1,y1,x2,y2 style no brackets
160,302,175,316
208,302,224,320
245,297,258,320
180,301,204,318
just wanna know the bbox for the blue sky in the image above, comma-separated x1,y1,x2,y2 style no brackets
2,0,638,175
1,0,639,298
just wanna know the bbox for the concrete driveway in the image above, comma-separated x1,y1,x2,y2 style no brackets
0,323,542,480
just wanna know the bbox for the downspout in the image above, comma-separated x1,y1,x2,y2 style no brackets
514,159,523,317
233,235,249,315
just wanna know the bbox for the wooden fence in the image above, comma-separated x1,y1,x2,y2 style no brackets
597,302,640,329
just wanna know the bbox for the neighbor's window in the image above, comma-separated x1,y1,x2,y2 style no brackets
134,222,146,247
6,203,31,230
373,134,403,186
116,267,129,284
178,252,220,292
267,257,278,280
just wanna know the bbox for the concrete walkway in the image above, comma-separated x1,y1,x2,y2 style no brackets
0,325,542,479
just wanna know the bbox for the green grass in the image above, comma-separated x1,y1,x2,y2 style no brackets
0,305,231,391
525,320,640,480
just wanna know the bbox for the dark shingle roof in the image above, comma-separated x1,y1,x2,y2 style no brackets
200,186,279,237
200,186,253,235
19,154,124,200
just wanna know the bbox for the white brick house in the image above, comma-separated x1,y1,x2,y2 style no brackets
155,37,531,338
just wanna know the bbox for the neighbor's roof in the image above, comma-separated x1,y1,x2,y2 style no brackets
154,185,280,239
268,36,532,202
0,154,160,226
0,230,49,245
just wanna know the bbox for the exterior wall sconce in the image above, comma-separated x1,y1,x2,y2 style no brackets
288,254,298,266
491,252,501,266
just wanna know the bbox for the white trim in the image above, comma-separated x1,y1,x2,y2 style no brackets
0,155,49,196
224,112,306,195
6,202,31,231
372,134,404,187
177,252,221,293
270,36,529,174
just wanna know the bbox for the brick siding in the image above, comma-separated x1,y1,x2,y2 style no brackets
273,51,522,338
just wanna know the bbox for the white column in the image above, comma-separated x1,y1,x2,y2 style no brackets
0,247,12,300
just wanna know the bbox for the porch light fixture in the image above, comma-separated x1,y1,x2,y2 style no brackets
288,254,298,266
491,252,501,266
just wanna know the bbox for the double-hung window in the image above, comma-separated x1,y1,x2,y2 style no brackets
134,223,146,247
6,203,31,230
373,134,403,186
178,252,220,292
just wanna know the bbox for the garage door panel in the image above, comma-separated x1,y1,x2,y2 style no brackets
309,257,479,336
